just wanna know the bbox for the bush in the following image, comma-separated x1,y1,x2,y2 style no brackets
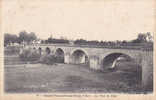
55,56,64,63
39,54,57,65
19,48,64,65
19,48,41,61
5,46,20,55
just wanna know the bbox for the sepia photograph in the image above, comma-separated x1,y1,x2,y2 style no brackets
1,0,155,99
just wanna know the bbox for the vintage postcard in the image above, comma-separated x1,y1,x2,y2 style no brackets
0,0,156,100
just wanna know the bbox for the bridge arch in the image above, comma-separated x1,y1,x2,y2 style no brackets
70,49,89,64
102,52,142,85
45,47,51,55
102,52,134,69
55,48,65,63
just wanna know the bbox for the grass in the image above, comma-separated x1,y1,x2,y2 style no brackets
4,60,144,93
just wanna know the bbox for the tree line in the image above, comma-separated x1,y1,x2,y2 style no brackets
4,31,153,46
4,30,37,46
42,37,69,44
74,32,153,46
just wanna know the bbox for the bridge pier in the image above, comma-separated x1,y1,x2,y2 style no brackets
89,56,101,70
142,50,153,90
64,53,70,64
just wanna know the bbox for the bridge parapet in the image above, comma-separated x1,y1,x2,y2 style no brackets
29,43,153,51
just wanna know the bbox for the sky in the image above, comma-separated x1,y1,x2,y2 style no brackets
2,0,156,41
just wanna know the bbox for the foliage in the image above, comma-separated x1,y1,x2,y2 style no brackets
4,46,21,55
39,54,64,65
39,54,57,65
4,31,153,47
44,37,69,44
18,31,28,42
19,48,64,64
18,31,37,43
4,33,19,46
73,32,153,46
19,48,41,61
74,39,87,44
131,32,153,43
4,31,37,46
74,39,123,46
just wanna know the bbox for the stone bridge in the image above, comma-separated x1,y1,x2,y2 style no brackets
25,44,153,89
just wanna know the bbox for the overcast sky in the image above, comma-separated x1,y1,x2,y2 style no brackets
2,0,155,41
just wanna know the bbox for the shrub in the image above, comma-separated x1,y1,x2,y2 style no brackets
19,48,41,61
19,48,64,65
39,54,57,65
5,46,20,55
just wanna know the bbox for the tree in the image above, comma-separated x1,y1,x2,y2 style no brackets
131,33,147,43
4,33,18,46
146,32,153,42
122,40,127,44
137,33,147,42
74,39,87,44
18,31,37,43
28,32,37,42
18,30,29,43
